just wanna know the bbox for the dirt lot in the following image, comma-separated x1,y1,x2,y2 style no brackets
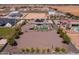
48,6,79,16
17,24,69,50
1,5,79,16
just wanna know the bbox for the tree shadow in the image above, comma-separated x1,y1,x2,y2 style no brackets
62,41,69,45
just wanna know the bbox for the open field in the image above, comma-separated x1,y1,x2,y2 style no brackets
49,6,79,16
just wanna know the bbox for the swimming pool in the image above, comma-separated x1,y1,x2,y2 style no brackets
73,27,79,32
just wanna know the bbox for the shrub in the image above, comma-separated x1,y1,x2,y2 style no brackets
41,48,45,53
36,48,40,53
61,48,66,53
14,27,23,39
30,48,35,53
55,47,60,52
46,48,50,53
26,48,30,53
15,27,22,35
60,32,66,38
8,36,15,46
14,33,20,39
21,48,25,52
63,34,70,44
22,21,26,25
57,28,63,34
57,28,70,44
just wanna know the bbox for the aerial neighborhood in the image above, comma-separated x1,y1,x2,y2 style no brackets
0,4,79,54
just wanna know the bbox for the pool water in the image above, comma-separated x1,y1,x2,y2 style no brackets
73,27,79,32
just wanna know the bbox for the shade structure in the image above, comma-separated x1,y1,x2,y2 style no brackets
48,9,57,15
0,18,16,26
5,23,12,27
9,11,22,17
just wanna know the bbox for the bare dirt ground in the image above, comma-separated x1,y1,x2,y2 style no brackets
48,6,79,16
17,24,69,50
3,24,79,53
1,5,79,16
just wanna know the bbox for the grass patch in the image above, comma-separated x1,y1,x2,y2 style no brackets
0,44,3,49
0,27,22,46
0,28,16,39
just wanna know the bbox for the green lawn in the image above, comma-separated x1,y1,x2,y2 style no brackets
0,28,16,39
0,44,3,49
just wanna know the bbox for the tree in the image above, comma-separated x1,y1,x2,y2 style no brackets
30,48,35,53
61,48,66,53
60,32,66,38
8,36,15,46
15,26,23,35
41,48,45,53
65,12,72,16
22,21,26,25
57,28,70,44
26,48,30,53
57,28,63,34
14,32,20,39
55,47,60,52
63,35,70,44
21,48,25,52
46,48,50,53
36,48,40,53
54,8,58,11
